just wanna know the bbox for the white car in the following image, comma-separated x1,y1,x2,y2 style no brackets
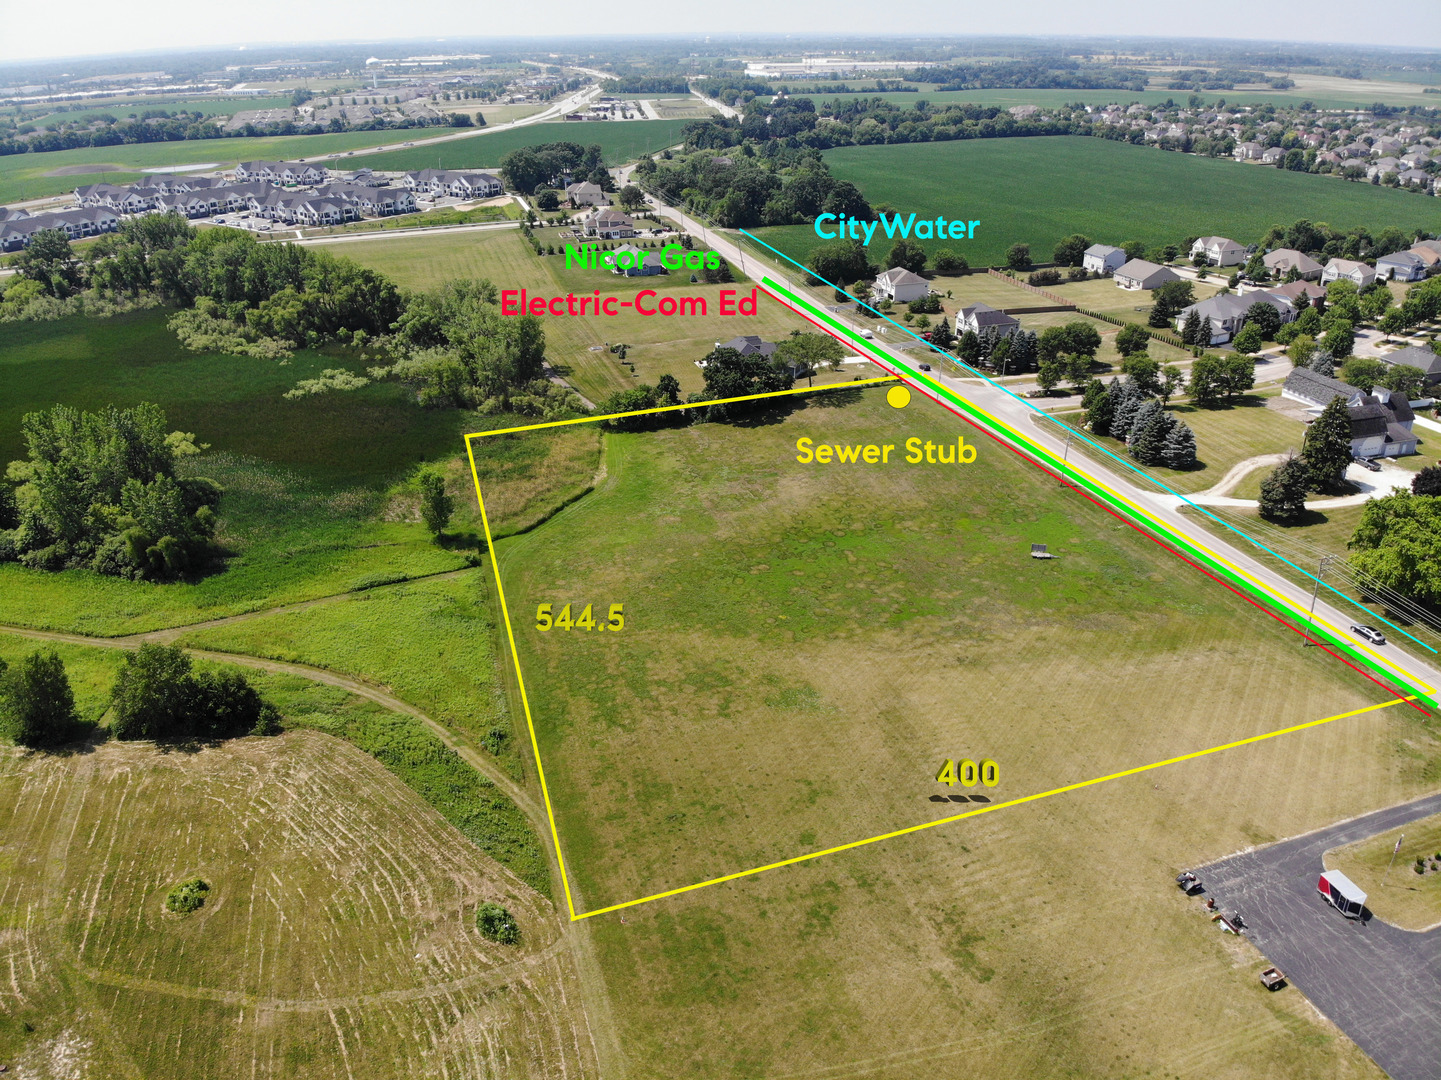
1350,625,1387,646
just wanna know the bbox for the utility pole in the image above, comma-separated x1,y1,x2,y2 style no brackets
1060,431,1074,487
1382,833,1404,886
1303,554,1339,646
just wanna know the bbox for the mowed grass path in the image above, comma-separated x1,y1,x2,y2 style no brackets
754,136,1440,269
491,387,1433,1078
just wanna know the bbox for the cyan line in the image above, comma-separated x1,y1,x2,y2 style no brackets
739,227,1435,654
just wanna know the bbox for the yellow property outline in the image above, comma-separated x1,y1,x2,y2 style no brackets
465,380,1418,922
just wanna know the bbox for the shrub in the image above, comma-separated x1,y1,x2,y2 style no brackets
165,878,210,914
1027,269,1062,287
475,901,520,944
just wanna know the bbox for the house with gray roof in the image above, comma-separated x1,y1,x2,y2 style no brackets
1376,250,1428,282
1177,291,1294,344
956,302,1020,338
1281,368,1417,458
1081,244,1126,275
1114,258,1179,290
1262,248,1322,280
1321,258,1376,289
872,267,930,303
1378,345,1441,385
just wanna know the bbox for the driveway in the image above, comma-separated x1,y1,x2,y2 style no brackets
1197,792,1441,1080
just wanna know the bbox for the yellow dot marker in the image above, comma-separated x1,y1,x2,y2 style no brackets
886,384,912,409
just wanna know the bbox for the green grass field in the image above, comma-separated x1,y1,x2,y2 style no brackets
753,137,1439,270
0,707,586,1078
354,119,692,174
1325,814,1441,932
485,386,1429,1076
337,228,818,403
1043,393,1306,494
0,131,425,205
0,310,480,633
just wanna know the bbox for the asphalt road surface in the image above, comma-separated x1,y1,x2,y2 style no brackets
1198,792,1441,1080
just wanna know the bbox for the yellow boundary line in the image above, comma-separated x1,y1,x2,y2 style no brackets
464,382,1417,921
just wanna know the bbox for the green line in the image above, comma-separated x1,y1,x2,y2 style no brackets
764,275,1438,713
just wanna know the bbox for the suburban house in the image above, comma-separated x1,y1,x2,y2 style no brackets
1113,258,1179,290
0,207,28,222
565,181,608,207
1321,258,1376,288
1376,250,1428,282
607,244,666,276
717,335,778,357
1281,368,1418,458
1082,244,1127,275
871,267,930,303
955,302,1020,338
1233,141,1264,161
1269,279,1327,307
1409,239,1441,273
583,209,637,239
1262,248,1323,280
1176,291,1294,345
1190,236,1247,266
1379,344,1441,385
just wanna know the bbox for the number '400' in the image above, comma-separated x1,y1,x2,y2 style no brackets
936,758,999,788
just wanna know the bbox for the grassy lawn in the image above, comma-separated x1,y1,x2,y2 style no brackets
486,386,1429,1077
355,119,692,174
1325,814,1441,932
0,310,481,633
0,695,580,1078
337,228,818,404
0,130,429,204
753,137,1438,270
1043,393,1307,494
1045,275,1224,324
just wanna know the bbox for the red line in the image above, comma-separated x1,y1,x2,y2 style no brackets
766,289,1432,719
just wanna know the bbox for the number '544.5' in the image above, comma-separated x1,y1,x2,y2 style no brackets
536,603,624,632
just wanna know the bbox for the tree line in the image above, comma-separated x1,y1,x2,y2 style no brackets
0,644,279,750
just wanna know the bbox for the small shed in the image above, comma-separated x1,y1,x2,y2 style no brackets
1317,870,1366,918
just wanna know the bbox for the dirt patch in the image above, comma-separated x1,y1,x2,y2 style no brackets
43,164,125,177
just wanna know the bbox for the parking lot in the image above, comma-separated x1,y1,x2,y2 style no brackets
1198,792,1441,1080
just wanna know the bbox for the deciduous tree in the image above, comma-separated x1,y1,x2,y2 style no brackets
0,650,81,749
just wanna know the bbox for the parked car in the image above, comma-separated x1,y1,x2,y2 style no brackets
1350,624,1387,646
1353,457,1381,472
919,363,932,371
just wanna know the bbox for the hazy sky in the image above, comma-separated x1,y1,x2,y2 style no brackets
2,0,1438,64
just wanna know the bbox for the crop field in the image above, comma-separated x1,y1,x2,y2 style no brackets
0,722,590,1078
752,137,1439,270
354,120,692,175
485,385,1435,1077
337,228,821,403
0,131,427,205
0,311,478,634
1325,814,1441,932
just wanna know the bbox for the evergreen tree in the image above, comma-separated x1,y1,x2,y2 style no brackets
1180,308,1204,346
1081,379,1112,435
1307,349,1335,378
1111,380,1145,442
1160,418,1198,469
1129,402,1168,462
0,649,81,749
1303,394,1354,491
955,329,980,363
927,316,952,350
1259,457,1311,522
